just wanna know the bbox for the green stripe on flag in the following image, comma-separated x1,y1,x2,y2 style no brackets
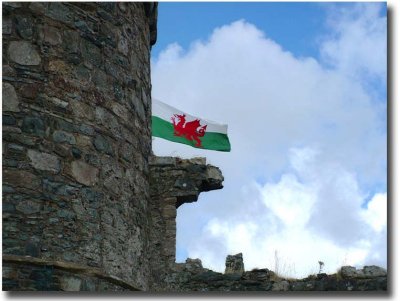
152,116,231,152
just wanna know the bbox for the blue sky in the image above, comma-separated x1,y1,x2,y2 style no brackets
153,2,328,60
151,2,387,278
153,2,386,65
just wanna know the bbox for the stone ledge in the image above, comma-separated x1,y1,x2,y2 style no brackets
2,254,141,291
149,156,176,167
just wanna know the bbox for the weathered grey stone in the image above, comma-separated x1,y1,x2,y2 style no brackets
81,40,102,67
8,143,24,151
43,179,79,196
3,17,12,35
19,83,40,99
53,130,76,145
27,149,61,173
162,205,176,219
272,280,290,291
47,60,71,75
56,118,76,132
51,97,69,109
113,84,124,101
187,157,206,165
95,107,122,139
3,170,40,190
60,276,82,291
3,126,22,134
62,29,80,53
43,26,62,45
340,266,363,279
185,258,203,272
58,209,76,220
2,202,15,212
29,2,46,14
76,134,92,148
93,135,113,155
130,93,146,122
205,166,224,190
3,65,16,77
174,178,196,191
362,266,387,277
71,147,82,159
92,69,109,91
24,240,41,257
225,253,244,275
111,102,129,123
118,36,129,56
16,15,34,39
49,218,59,224
3,113,17,125
2,83,20,112
54,144,70,158
16,200,41,215
79,124,95,136
104,61,122,81
8,41,41,65
103,176,120,195
21,116,45,136
149,156,176,166
4,2,22,8
2,185,15,193
45,2,73,25
71,160,99,186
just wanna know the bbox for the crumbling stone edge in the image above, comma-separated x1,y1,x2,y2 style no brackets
3,254,141,291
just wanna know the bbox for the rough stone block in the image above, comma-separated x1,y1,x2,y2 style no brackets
8,41,41,65
93,135,114,155
53,130,76,145
2,83,20,112
29,2,46,15
2,17,12,35
71,160,99,186
16,200,41,215
15,15,34,39
225,253,244,275
111,102,129,123
187,157,206,165
341,266,362,279
60,276,82,291
3,170,40,190
45,2,73,26
43,26,62,45
27,149,61,173
149,156,176,166
21,116,45,136
162,205,176,219
362,266,387,278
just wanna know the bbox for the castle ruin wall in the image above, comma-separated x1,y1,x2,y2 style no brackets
3,2,157,290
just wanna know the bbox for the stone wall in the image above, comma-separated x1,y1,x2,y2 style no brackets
165,256,387,292
3,254,138,291
148,156,224,290
3,2,157,290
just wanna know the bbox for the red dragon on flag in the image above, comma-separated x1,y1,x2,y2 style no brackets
171,114,207,147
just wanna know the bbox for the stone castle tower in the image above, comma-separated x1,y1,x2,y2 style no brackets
3,2,157,290
2,2,225,291
2,2,387,292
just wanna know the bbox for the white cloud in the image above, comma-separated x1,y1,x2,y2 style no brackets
320,3,387,83
187,147,386,278
362,193,387,233
151,3,386,278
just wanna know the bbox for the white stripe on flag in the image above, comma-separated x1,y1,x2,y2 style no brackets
152,98,228,134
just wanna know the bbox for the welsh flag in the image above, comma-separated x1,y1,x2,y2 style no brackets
152,99,231,152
